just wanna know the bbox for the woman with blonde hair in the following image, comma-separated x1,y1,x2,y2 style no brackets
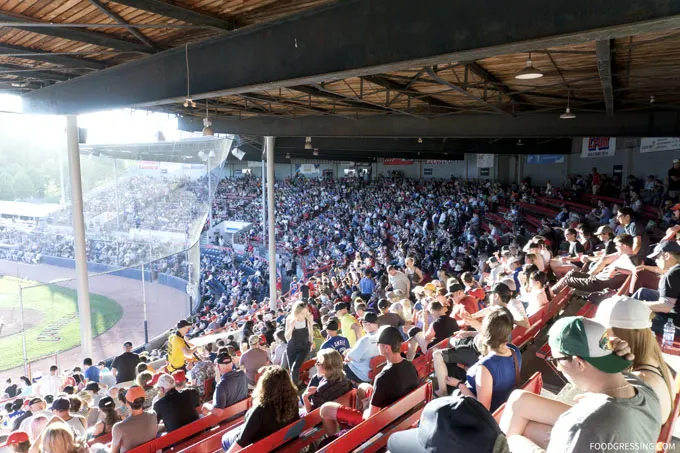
222,366,299,452
302,349,354,412
38,420,89,453
285,301,314,386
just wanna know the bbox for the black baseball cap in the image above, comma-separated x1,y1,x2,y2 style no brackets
28,397,43,406
176,319,192,329
214,352,233,365
648,240,680,259
85,382,100,393
377,326,403,348
489,282,511,295
50,397,70,412
98,396,115,410
361,312,378,324
334,302,347,312
407,326,422,339
325,319,339,331
387,393,509,453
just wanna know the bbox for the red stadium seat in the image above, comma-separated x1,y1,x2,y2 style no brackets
298,358,317,386
128,397,251,453
492,371,543,422
367,356,387,381
511,287,572,349
316,383,433,453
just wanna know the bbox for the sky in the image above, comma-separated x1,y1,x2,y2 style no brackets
0,93,196,144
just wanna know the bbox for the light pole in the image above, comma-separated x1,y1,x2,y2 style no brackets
18,285,28,376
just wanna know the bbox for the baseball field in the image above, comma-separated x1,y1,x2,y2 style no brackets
0,275,123,371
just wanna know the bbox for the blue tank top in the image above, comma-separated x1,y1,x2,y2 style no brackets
465,344,521,412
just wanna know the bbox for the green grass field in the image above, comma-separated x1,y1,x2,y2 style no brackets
0,276,123,371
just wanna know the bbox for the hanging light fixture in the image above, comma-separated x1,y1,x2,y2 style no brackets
560,90,576,119
516,138,524,146
313,148,319,156
304,137,313,150
202,101,214,136
515,52,543,80
183,44,196,108
285,153,291,159
208,150,216,158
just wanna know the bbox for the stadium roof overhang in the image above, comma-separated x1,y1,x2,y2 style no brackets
11,0,680,160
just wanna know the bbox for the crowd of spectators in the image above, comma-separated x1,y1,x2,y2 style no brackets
0,160,679,452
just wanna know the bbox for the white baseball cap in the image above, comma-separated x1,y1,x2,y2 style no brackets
595,295,653,330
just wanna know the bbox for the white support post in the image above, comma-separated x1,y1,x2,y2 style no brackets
266,136,277,310
66,115,93,359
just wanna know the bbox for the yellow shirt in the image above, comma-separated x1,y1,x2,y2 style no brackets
167,333,187,371
340,313,361,347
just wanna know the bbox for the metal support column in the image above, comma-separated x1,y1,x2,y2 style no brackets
66,115,93,359
18,286,28,376
261,150,266,250
141,263,148,344
207,154,213,228
266,136,277,310
112,157,120,230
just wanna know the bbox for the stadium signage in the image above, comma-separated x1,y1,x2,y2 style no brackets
640,137,680,153
581,137,616,158
383,159,414,165
527,155,565,165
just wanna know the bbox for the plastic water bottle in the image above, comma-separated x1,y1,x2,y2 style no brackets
662,319,676,349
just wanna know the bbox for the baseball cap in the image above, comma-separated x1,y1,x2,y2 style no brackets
334,302,347,312
361,312,378,324
176,319,192,329
125,385,146,403
595,296,653,330
412,286,425,295
548,316,631,373
378,299,390,310
0,432,29,448
594,225,614,236
50,397,70,411
85,382,100,393
172,370,187,384
214,352,233,365
672,203,680,211
648,240,680,259
248,334,260,346
387,393,509,453
407,326,423,339
324,319,339,331
156,374,176,390
377,326,403,348
500,278,517,292
489,282,511,295
98,396,115,410
149,372,162,386
673,158,680,164
28,397,43,406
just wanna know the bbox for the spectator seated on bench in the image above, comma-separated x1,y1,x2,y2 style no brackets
318,327,418,436
630,241,680,335
388,391,510,453
301,349,353,413
500,317,661,453
221,366,299,452
342,312,380,384
201,351,248,419
433,307,521,413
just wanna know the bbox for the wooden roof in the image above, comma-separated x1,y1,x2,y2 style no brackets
3,1,680,121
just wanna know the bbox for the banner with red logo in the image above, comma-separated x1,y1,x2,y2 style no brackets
581,137,616,158
139,161,160,169
383,158,414,165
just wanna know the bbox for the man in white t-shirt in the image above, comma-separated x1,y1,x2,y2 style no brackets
39,365,62,397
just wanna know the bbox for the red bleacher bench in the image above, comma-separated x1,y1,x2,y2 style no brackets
317,383,433,453
516,202,559,218
492,371,543,422
128,397,251,453
512,288,572,349
368,356,387,381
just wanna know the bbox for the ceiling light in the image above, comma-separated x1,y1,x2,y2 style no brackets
202,102,214,136
285,153,291,159
560,90,576,119
208,150,216,158
313,149,319,156
516,138,524,146
515,53,543,80
418,137,423,143
304,137,313,150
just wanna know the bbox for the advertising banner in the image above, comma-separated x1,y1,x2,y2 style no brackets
383,158,414,165
477,154,495,168
581,137,616,158
527,155,565,165
296,164,320,174
139,161,160,169
640,137,680,153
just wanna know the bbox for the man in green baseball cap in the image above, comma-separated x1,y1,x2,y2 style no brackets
499,316,661,453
